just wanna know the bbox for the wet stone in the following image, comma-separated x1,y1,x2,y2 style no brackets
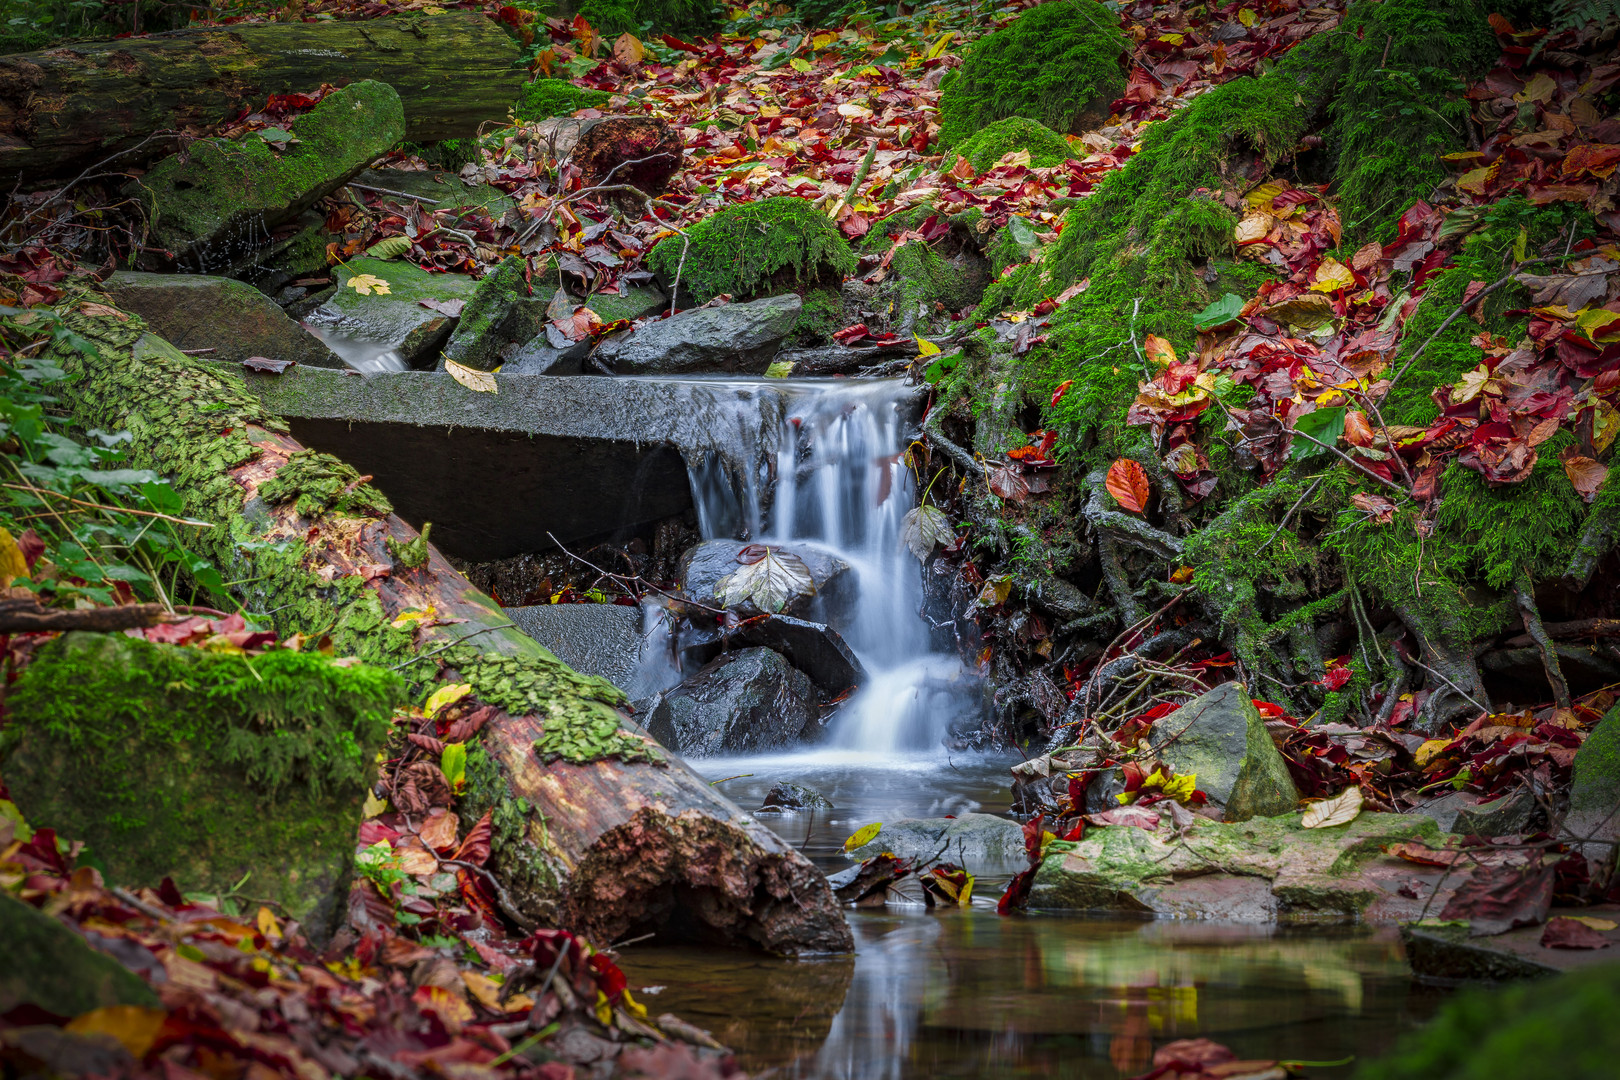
505,603,644,692
306,258,480,370
843,813,1026,871
758,782,834,813
646,647,822,757
594,294,803,375
1147,681,1299,822
679,538,857,627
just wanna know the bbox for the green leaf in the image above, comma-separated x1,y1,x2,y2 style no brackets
366,235,412,260
139,481,184,515
441,743,468,791
86,468,159,492
923,353,960,384
1193,292,1245,331
790,57,812,73
1290,407,1346,461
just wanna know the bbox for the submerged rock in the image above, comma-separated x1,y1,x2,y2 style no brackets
101,271,344,368
1030,810,1460,921
646,647,822,757
843,813,1027,869
506,603,644,692
679,538,856,626
135,81,405,269
759,782,834,813
594,294,803,375
1146,681,1300,821
2,632,398,943
305,257,480,369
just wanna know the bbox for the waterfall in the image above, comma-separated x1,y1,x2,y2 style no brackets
682,377,970,755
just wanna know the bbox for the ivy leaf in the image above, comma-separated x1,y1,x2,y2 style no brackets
1301,785,1362,829
1104,458,1150,513
715,547,815,613
900,503,955,560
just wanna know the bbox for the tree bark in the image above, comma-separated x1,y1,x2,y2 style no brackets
530,115,683,198
44,300,852,957
0,13,523,182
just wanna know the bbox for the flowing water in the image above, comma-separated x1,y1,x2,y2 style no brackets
623,376,1446,1077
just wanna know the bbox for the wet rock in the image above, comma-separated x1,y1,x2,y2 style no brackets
679,538,856,627
440,256,548,371
1030,811,1461,921
505,603,643,692
680,614,864,696
594,295,802,375
1456,787,1538,836
350,167,513,216
1568,705,1620,882
501,336,590,375
1401,909,1620,981
758,782,834,813
646,647,821,757
1,893,162,1016
135,81,405,269
584,281,668,324
100,271,344,368
1147,682,1299,822
844,813,1026,870
770,341,914,376
305,257,480,369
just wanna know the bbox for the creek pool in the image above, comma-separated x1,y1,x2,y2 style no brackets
617,753,1447,1079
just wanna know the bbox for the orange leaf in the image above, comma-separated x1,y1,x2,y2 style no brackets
1144,335,1177,370
1343,410,1375,446
1105,459,1150,513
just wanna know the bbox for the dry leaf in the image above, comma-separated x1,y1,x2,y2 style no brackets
716,548,815,612
900,503,955,560
1105,458,1150,513
446,358,498,394
347,273,392,296
1301,785,1362,828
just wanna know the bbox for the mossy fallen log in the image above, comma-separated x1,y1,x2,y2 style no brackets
40,300,852,956
0,13,523,182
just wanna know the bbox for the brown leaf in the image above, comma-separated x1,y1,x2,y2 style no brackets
612,31,644,66
1351,491,1396,523
394,761,453,815
1105,458,1150,513
1343,409,1375,446
1560,447,1608,502
408,732,447,755
242,356,294,374
1439,858,1555,936
1540,916,1612,949
986,463,1030,502
452,810,493,866
418,808,459,853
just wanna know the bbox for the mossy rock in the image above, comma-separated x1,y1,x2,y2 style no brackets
1144,682,1299,822
135,81,406,268
0,893,161,1016
952,116,1078,173
0,632,402,942
646,196,856,305
514,79,614,122
936,0,1128,149
441,255,549,371
1354,962,1620,1080
312,258,481,368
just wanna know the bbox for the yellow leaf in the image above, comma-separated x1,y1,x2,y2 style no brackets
65,1006,167,1058
346,273,392,296
1310,256,1356,292
390,606,436,629
612,31,644,65
1414,738,1452,766
836,102,873,120
1575,306,1620,344
1593,400,1620,455
1161,772,1198,803
1245,181,1287,209
0,527,28,588
257,905,283,941
1513,225,1528,263
844,822,882,852
1157,33,1185,45
595,990,614,1027
464,971,535,1014
425,682,473,716
923,31,955,60
1237,7,1257,27
1569,916,1619,931
915,335,942,357
1301,785,1362,828
446,358,498,394
1234,211,1273,244
1515,72,1556,104
811,31,837,49
362,791,389,819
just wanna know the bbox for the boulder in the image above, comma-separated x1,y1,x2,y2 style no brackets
135,81,406,269
1030,811,1464,921
100,271,344,369
1567,705,1620,884
679,538,856,627
585,282,669,324
349,167,514,216
1146,682,1300,821
501,335,590,375
594,294,803,375
505,603,644,692
304,257,480,369
440,256,549,371
678,613,864,697
2,632,399,943
646,647,821,757
844,813,1026,871
1,893,162,1016
759,782,834,813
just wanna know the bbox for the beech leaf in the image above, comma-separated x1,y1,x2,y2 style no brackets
365,236,412,260
446,358,498,394
715,547,815,612
1105,458,1150,513
1301,785,1362,828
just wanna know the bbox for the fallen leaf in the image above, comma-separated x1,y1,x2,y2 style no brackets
1541,916,1611,949
844,822,882,852
419,809,459,852
1144,334,1177,369
241,356,293,374
425,683,473,716
716,547,815,612
64,1007,167,1058
1310,256,1356,292
1105,458,1150,513
347,273,392,296
1561,447,1607,502
446,358,498,394
900,503,955,560
366,236,412,260
1302,785,1362,828
1440,859,1555,936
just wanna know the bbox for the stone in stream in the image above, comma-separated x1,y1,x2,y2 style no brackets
1567,705,1620,884
1145,681,1300,822
1030,810,1463,921
505,603,644,692
1,632,399,944
678,614,865,697
758,782,835,813
100,271,345,368
593,294,803,375
843,813,1027,869
679,538,857,627
1411,787,1538,837
440,255,549,372
304,257,481,369
584,281,669,324
133,81,406,269
646,647,823,757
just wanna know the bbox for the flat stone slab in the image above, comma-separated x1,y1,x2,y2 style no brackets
102,271,344,368
232,367,798,562
1031,811,1474,922
505,603,643,690
1402,906,1620,982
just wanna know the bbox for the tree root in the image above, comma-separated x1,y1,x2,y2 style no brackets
1515,572,1572,710
1082,468,1184,561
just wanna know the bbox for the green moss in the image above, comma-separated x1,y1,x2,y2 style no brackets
575,0,719,36
0,632,400,933
1569,706,1620,814
1354,963,1620,1080
513,79,614,122
951,115,1078,173
647,196,856,304
936,0,1129,148
793,287,845,343
460,746,561,915
257,449,392,519
406,138,480,171
0,893,162,1016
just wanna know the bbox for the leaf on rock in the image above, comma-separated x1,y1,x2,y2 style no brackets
241,356,293,374
446,358,498,394
1105,458,1150,513
1439,858,1556,936
1541,916,1612,949
1301,785,1363,828
844,822,882,852
419,298,466,318
901,503,955,560
347,273,392,296
716,547,815,612
366,236,413,260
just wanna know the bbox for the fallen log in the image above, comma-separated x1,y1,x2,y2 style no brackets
43,299,852,956
0,13,523,182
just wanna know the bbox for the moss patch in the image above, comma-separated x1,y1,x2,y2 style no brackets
257,449,393,520
646,196,856,304
951,116,1078,173
513,79,614,122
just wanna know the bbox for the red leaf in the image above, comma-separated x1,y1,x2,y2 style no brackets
1540,917,1612,949
452,810,493,866
1105,458,1150,513
1439,859,1555,935
1050,379,1073,407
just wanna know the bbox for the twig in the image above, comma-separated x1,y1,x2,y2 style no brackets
1407,656,1490,716
442,858,536,931
1256,477,1324,554
545,530,729,616
830,137,879,220
2,483,214,527
921,403,985,476
348,182,441,205
110,886,173,924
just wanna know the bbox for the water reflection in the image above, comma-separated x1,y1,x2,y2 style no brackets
623,910,1444,1079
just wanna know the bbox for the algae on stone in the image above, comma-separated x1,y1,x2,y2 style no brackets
441,256,548,371
1146,682,1299,821
0,632,401,939
514,78,614,122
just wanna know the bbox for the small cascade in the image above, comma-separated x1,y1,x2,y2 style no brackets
677,377,974,755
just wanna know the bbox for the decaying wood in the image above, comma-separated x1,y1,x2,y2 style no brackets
529,115,683,197
0,13,523,181
46,302,852,956
0,597,171,632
